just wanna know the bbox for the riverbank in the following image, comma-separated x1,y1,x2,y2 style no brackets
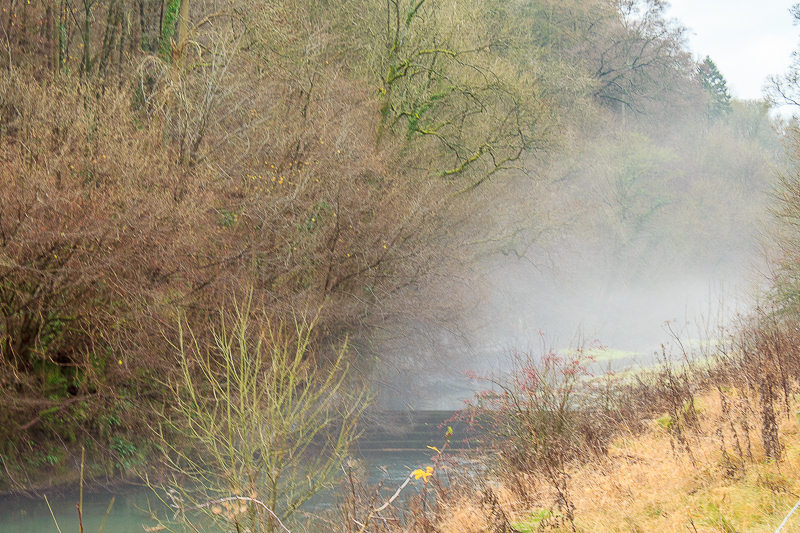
8,340,800,533
0,447,148,499
434,389,800,532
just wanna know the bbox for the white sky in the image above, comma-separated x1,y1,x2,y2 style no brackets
666,0,798,101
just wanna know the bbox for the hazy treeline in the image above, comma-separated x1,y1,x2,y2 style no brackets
372,2,784,406
0,0,788,485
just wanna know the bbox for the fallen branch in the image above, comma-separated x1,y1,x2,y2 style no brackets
357,474,413,533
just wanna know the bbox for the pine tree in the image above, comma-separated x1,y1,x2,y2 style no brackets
698,56,732,118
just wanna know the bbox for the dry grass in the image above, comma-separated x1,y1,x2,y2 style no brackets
563,391,800,532
437,390,800,532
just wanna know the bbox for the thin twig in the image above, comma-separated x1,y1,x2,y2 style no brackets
373,475,412,514
352,518,370,533
0,454,31,496
357,474,413,533
78,447,85,533
98,496,115,533
44,494,64,533
776,496,800,532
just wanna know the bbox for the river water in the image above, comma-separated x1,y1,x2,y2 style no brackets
0,411,465,532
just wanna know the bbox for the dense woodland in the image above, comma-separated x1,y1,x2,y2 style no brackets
3,0,800,529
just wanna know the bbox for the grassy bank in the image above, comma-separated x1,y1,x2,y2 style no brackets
378,313,800,533
438,390,800,532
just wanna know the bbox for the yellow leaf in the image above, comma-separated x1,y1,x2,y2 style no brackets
412,466,434,482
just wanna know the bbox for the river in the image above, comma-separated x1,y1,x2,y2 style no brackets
0,411,468,532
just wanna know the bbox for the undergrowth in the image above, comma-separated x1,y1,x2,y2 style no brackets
357,310,800,532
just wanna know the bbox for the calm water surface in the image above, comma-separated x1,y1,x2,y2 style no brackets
0,412,464,532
